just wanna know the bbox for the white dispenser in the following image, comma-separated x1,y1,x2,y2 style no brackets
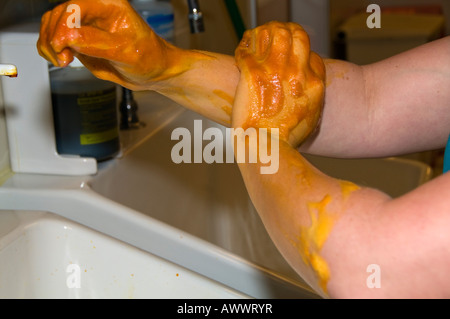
0,23,97,175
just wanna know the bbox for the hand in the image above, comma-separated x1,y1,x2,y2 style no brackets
233,21,326,147
37,0,191,90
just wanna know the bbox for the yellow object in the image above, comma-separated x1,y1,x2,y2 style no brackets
80,128,119,145
298,195,336,294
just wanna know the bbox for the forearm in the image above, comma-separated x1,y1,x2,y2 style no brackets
161,38,450,158
301,36,450,158
236,137,355,296
235,134,391,297
38,1,450,157
151,50,239,127
229,22,450,299
237,133,450,298
36,0,239,127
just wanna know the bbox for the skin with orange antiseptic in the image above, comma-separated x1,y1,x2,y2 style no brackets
213,89,234,117
233,22,360,296
272,143,360,296
234,22,326,147
38,4,354,294
37,0,212,91
37,0,240,127
295,180,360,294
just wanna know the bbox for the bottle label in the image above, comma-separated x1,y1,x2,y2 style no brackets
80,127,119,145
77,88,118,145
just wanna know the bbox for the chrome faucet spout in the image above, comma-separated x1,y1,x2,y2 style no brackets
187,0,205,34
120,87,140,130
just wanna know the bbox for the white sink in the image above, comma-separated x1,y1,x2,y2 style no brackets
303,154,432,198
0,211,249,298
0,91,432,299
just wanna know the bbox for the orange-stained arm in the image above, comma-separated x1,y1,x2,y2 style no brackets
302,36,450,158
232,22,450,298
37,1,450,153
37,0,239,126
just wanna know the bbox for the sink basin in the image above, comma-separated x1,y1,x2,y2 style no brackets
303,154,432,198
0,210,249,298
0,91,432,299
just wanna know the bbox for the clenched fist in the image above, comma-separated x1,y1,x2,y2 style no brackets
233,21,326,147
37,0,202,91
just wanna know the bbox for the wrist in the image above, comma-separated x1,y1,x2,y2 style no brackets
143,43,214,88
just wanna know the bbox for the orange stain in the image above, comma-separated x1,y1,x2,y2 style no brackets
294,181,359,295
235,22,325,147
297,195,336,294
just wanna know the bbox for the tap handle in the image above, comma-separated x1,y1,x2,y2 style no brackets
187,0,205,33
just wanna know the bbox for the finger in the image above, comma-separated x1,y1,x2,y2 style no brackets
235,29,254,66
254,26,272,58
76,54,130,87
239,25,272,60
263,23,295,70
37,9,66,66
38,3,82,66
73,0,136,28
291,25,317,73
235,27,271,74
37,0,136,65
52,26,125,60
309,51,326,81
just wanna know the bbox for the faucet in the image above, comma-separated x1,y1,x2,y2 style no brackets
120,1,204,130
120,87,141,130
187,0,205,33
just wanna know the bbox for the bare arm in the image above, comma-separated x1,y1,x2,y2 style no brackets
232,22,450,298
37,1,450,298
37,0,239,127
37,0,450,156
157,37,450,155
301,36,450,158
236,133,450,298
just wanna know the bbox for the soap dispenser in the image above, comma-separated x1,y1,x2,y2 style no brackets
0,22,98,175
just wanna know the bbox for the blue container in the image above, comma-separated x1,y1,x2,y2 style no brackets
131,0,175,42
